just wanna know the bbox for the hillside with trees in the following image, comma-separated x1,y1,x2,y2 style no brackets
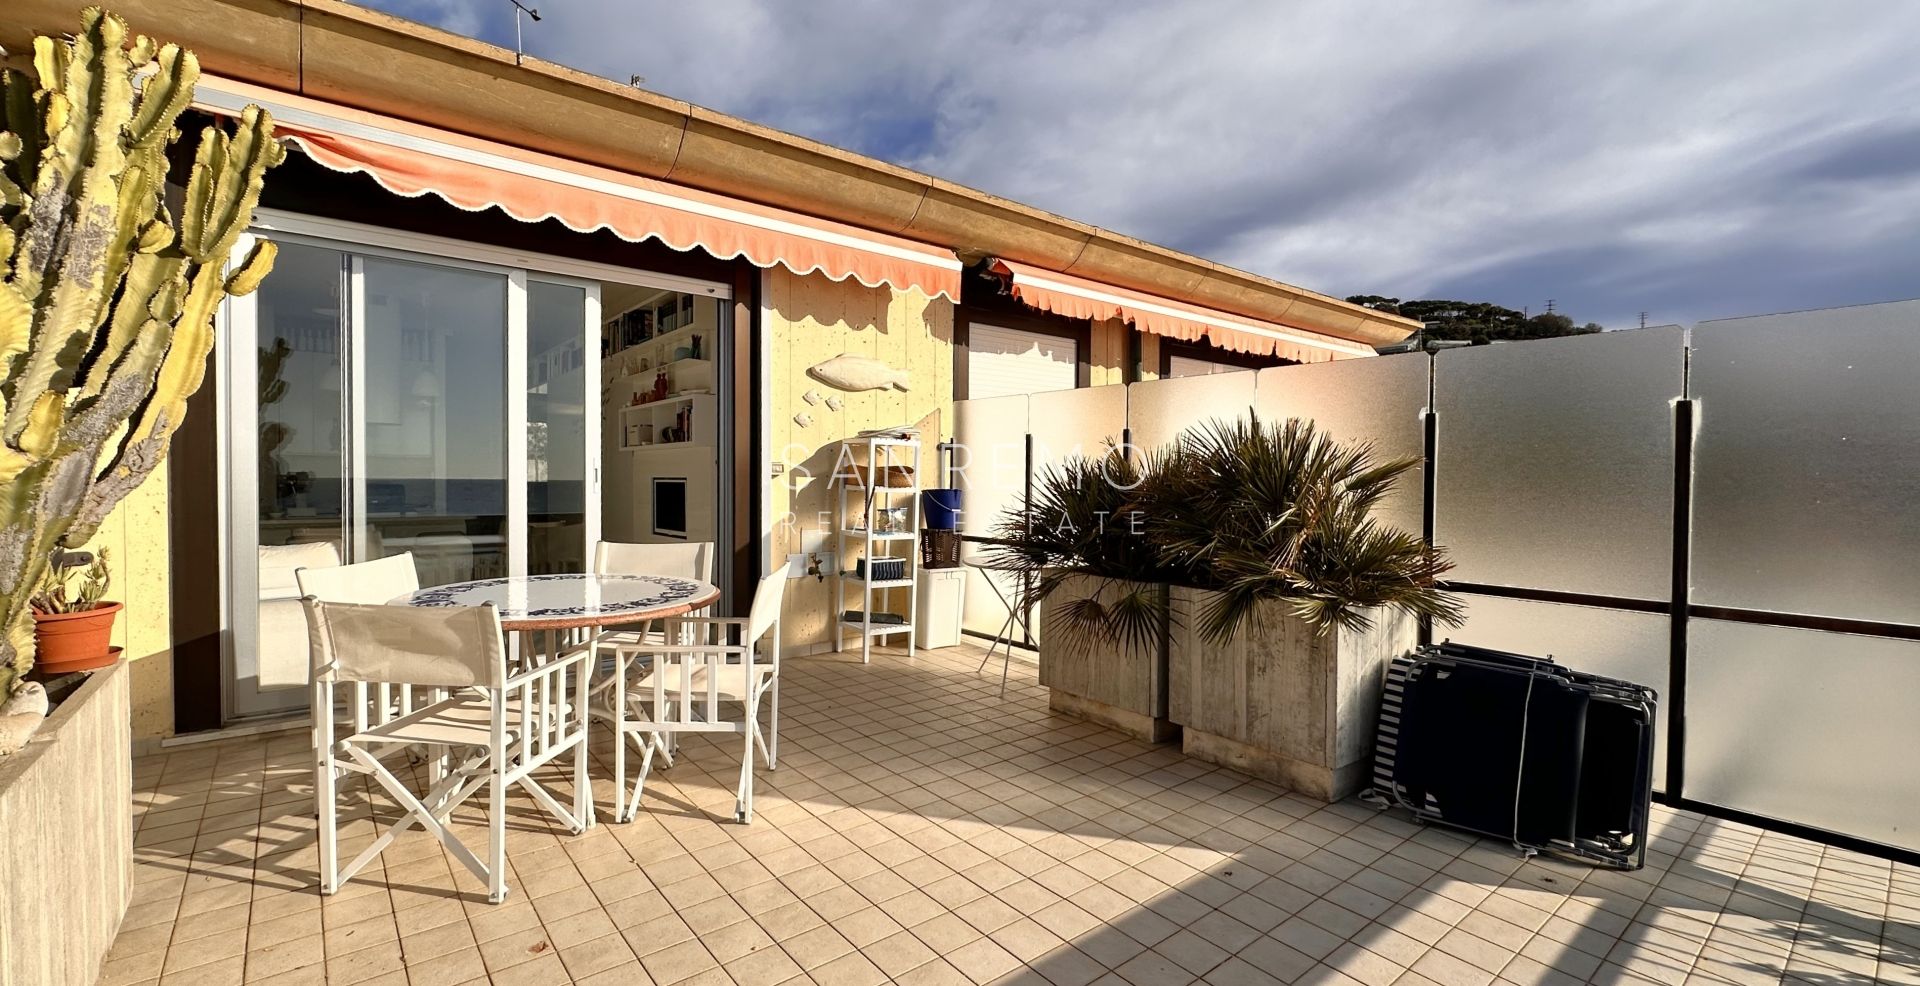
1347,296,1605,343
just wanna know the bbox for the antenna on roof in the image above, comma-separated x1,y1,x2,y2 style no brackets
508,0,541,65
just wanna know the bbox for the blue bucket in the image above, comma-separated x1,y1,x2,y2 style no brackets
921,489,963,531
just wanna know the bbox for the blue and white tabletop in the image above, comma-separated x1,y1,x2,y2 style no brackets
394,573,719,630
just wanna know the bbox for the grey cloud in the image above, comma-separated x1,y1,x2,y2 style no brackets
359,0,1920,328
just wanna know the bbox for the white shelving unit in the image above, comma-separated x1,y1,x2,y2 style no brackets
835,435,921,663
616,392,716,452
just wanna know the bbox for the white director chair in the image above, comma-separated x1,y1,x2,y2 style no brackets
305,598,592,903
298,553,424,733
591,540,712,819
591,540,715,673
613,564,787,823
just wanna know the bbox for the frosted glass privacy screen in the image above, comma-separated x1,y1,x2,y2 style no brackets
1434,327,1682,598
1125,369,1256,455
1029,386,1126,475
1691,301,1920,625
1450,595,1669,791
1255,354,1428,537
953,394,1030,639
1687,619,1920,853
952,394,1030,540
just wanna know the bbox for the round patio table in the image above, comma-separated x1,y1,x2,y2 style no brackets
393,573,721,828
394,573,719,630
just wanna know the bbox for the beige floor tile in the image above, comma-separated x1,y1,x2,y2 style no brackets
91,645,1911,986
639,937,721,983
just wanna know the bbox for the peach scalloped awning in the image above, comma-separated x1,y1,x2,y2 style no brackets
985,259,1377,363
192,77,961,302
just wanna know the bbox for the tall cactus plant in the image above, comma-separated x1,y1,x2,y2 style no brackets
0,8,284,696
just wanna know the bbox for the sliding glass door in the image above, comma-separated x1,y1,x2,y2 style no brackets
225,236,599,719
526,281,596,575
355,256,510,587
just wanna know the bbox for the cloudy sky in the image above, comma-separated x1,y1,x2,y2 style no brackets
357,0,1920,328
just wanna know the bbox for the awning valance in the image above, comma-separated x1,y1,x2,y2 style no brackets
192,77,961,301
985,259,1377,363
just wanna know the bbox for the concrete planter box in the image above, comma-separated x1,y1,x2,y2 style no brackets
1169,587,1414,801
1037,574,1177,742
0,661,132,986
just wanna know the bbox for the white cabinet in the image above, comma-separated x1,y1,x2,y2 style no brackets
915,568,967,650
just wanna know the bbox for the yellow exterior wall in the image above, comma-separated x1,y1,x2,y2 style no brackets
763,268,955,653
76,468,173,741
1089,317,1132,386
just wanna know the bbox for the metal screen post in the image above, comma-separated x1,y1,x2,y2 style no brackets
1667,397,1694,798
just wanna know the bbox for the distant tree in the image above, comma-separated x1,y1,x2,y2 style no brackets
1348,296,1605,344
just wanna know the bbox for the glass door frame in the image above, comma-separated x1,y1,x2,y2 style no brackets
217,209,731,723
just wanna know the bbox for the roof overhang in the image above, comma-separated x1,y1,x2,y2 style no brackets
0,0,1420,348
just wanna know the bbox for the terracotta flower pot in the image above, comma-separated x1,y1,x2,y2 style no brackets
32,601,123,674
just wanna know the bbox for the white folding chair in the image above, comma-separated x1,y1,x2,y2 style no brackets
306,598,592,903
595,539,714,583
298,553,424,734
257,541,341,690
592,540,714,651
590,540,713,800
614,564,787,823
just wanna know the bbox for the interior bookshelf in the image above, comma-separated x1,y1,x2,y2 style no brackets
617,392,716,452
834,434,921,664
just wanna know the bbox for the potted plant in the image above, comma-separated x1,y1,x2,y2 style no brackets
30,551,121,675
1141,416,1461,800
990,446,1188,740
0,12,282,986
994,416,1462,796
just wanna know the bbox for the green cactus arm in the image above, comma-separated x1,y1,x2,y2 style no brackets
37,10,131,195
119,258,223,453
128,45,197,150
30,35,69,102
76,251,184,403
0,131,21,209
180,108,281,262
3,10,138,437
177,129,220,259
0,283,26,382
225,239,278,296
3,69,44,197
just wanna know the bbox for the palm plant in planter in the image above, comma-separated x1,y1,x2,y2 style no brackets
988,446,1182,655
0,8,285,702
1141,415,1462,639
994,414,1461,795
986,445,1189,739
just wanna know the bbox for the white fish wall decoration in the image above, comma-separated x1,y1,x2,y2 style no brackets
792,412,813,429
808,354,911,392
803,389,823,405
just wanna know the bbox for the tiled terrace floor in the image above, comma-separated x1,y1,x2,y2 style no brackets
103,643,1918,986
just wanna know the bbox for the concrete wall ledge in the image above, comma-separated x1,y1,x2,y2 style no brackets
0,661,133,986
